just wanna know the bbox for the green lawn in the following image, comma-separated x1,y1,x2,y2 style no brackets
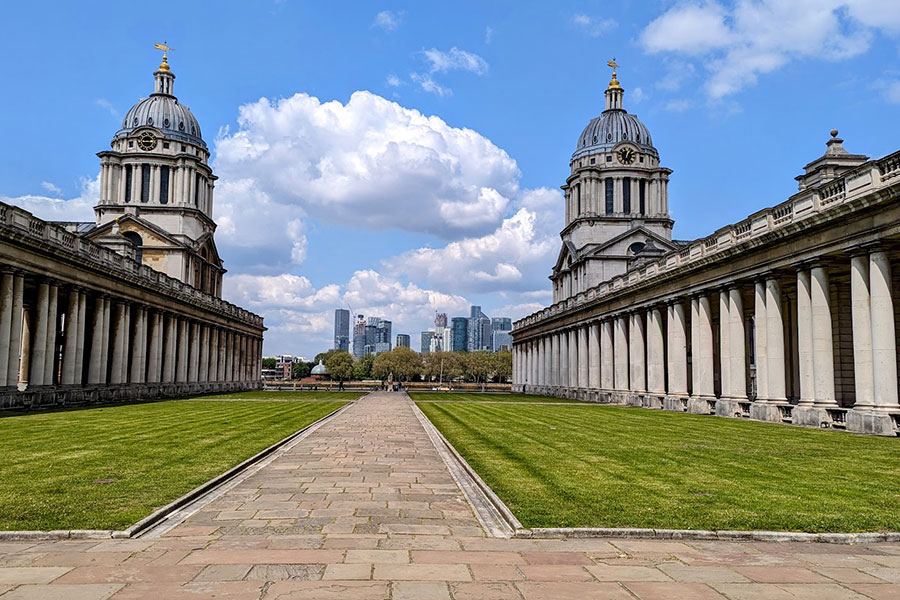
0,400,345,531
192,390,364,400
418,402,900,532
409,392,588,403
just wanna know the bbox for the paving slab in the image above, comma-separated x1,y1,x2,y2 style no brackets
1,392,898,599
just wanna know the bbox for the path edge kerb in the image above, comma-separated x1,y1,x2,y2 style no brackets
410,397,900,545
0,398,355,542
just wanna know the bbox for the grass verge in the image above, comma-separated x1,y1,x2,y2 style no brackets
417,402,900,532
0,400,345,531
191,390,363,400
408,392,587,403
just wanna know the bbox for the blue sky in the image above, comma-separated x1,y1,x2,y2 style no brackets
3,1,899,357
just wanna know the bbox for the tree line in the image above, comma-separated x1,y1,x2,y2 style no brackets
266,348,512,385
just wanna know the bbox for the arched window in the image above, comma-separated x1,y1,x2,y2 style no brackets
623,177,631,213
122,231,143,263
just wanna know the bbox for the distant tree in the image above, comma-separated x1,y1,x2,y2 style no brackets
262,357,277,369
353,353,374,380
371,352,392,382
314,349,341,365
324,350,354,390
292,361,311,380
424,351,462,385
492,350,512,382
465,351,494,390
371,347,423,387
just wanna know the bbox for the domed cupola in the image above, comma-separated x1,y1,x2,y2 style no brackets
572,62,657,161
114,51,206,149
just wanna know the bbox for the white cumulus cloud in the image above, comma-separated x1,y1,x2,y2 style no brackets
3,176,98,221
373,10,401,32
641,0,899,99
214,90,520,248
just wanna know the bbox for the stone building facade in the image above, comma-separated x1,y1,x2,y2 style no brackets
512,70,900,436
0,52,264,409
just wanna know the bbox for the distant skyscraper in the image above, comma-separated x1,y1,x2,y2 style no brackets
333,309,350,352
467,306,491,351
352,314,366,358
396,334,410,348
451,317,468,352
492,330,512,352
434,312,448,328
491,317,512,332
421,331,435,354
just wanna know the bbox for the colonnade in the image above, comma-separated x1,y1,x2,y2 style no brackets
514,248,899,435
0,269,262,401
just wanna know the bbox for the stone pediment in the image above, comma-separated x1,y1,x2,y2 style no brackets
552,240,580,274
585,226,677,258
83,214,186,249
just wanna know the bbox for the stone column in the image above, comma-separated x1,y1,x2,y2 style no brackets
568,329,578,388
647,307,665,395
540,337,548,387
209,327,219,383
849,254,874,408
869,250,898,409
218,329,227,382
29,281,50,386
629,312,646,393
100,298,111,383
188,321,200,382
667,301,688,397
74,291,87,385
753,281,768,400
5,273,24,387
61,288,79,385
225,330,234,381
765,278,787,402
728,288,747,399
796,269,815,405
0,271,13,385
162,315,176,383
130,307,145,383
577,325,589,389
719,290,731,398
810,266,835,406
558,330,568,389
691,294,714,402
176,318,189,383
147,311,161,383
88,296,104,384
44,283,59,385
588,322,601,389
109,302,127,385
600,319,614,390
614,315,628,391
550,333,559,388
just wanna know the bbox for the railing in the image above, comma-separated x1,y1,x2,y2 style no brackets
514,152,900,331
0,201,264,328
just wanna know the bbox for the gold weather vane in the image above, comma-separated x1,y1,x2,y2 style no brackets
154,41,174,71
606,57,621,89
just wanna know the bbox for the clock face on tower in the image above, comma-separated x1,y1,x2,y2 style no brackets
137,131,157,151
617,147,636,165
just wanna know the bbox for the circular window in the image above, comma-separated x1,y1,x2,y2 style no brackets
636,133,641,142
164,118,170,127
629,242,646,254
607,133,612,142
191,126,196,135
179,121,184,131
593,135,597,143
133,117,139,126
147,117,153,125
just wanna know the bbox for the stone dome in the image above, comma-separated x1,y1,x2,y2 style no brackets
114,60,206,148
572,109,656,161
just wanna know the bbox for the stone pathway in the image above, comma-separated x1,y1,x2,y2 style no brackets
0,392,899,599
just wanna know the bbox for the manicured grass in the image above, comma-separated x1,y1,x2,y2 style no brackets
418,402,900,532
409,392,588,403
0,400,345,531
192,390,364,400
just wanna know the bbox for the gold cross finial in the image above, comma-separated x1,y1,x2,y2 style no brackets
154,41,174,71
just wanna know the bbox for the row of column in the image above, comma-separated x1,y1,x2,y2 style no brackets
515,248,899,412
0,270,262,390
101,160,214,214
